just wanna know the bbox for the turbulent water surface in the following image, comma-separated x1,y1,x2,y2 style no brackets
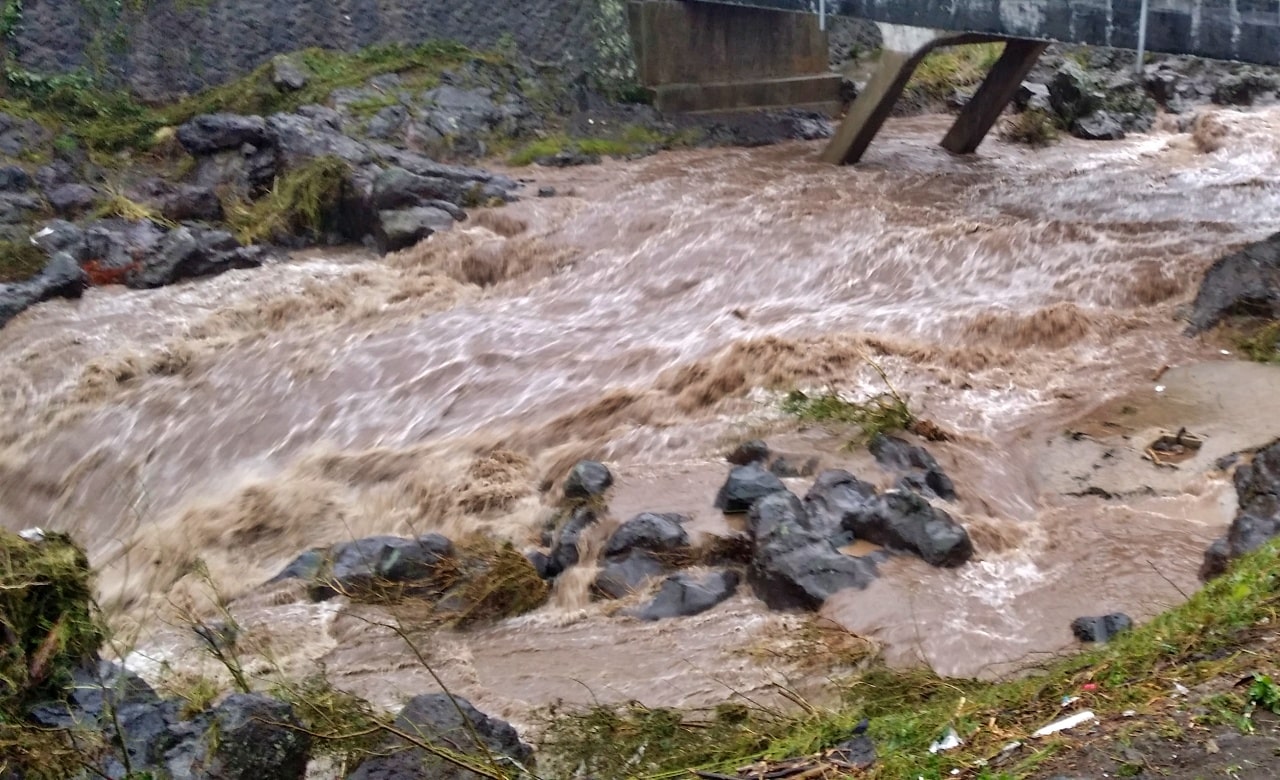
4,108,1280,729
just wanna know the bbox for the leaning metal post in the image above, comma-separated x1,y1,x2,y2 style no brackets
1136,0,1150,73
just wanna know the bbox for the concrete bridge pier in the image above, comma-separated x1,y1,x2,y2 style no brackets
821,27,1047,165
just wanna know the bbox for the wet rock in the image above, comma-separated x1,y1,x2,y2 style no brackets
0,165,33,192
0,192,44,231
28,659,160,729
1071,612,1133,643
1185,232,1280,334
1049,62,1104,124
842,490,973,568
0,112,50,157
630,569,740,620
166,693,310,780
748,490,878,610
1212,69,1280,106
593,550,667,599
272,55,310,92
0,252,87,328
726,439,770,466
366,104,409,139
125,226,271,289
869,434,957,501
536,149,601,167
178,113,275,155
536,186,556,198
34,161,77,191
30,219,84,256
132,178,224,222
1200,536,1231,580
371,166,468,210
802,469,878,537
830,727,876,770
347,693,533,780
375,206,456,253
564,460,613,500
44,183,97,217
1013,82,1052,113
525,549,552,580
321,533,454,597
604,512,689,557
714,464,786,513
547,507,597,577
769,455,819,479
1070,111,1126,141
269,110,373,168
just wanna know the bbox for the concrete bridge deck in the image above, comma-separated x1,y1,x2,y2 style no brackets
698,0,1280,66
629,0,1280,164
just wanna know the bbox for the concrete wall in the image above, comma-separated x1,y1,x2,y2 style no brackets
696,0,1280,65
10,0,623,101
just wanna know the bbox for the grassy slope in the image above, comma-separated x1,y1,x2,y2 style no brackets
538,541,1280,779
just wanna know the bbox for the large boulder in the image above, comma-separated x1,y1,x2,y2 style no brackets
375,206,456,253
869,435,956,501
1185,232,1280,334
1070,111,1126,141
714,464,786,513
177,113,275,155
1070,613,1133,643
0,252,86,328
841,491,973,568
547,507,598,577
1202,440,1280,579
564,460,613,501
44,183,97,217
603,512,689,557
0,164,33,192
347,694,533,780
747,490,878,610
802,469,877,537
629,570,739,621
125,226,272,289
372,166,467,210
1048,62,1104,125
165,693,311,780
592,551,667,599
132,179,224,222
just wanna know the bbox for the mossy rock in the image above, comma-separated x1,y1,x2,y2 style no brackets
0,530,102,716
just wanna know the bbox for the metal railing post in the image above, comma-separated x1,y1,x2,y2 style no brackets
819,0,826,31
1135,0,1150,73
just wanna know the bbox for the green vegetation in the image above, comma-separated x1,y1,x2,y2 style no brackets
508,126,697,166
0,530,106,779
0,238,49,282
1000,107,1061,147
92,190,175,228
1236,321,1280,363
782,386,916,444
0,40,495,161
908,42,1005,99
225,155,349,245
539,540,1280,779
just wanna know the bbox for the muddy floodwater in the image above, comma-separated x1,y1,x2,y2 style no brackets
3,109,1280,731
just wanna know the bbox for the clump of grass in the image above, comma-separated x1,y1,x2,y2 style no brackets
225,155,350,245
1000,107,1061,147
0,530,107,780
92,190,177,228
540,540,1280,779
1236,321,1280,363
508,125,691,166
908,42,1005,99
782,388,915,443
439,537,549,626
0,240,50,283
271,674,390,773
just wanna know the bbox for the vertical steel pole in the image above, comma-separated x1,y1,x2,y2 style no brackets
820,0,826,31
1136,0,1150,73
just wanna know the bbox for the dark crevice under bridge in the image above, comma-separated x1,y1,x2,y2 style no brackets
626,0,1280,163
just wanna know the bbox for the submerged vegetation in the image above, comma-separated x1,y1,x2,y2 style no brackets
1000,106,1061,147
539,540,1280,778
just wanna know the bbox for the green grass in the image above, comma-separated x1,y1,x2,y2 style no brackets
0,40,494,162
1236,322,1280,363
538,540,1280,779
0,240,50,283
224,155,350,245
1000,107,1061,147
507,126,696,166
781,388,916,443
907,42,1005,99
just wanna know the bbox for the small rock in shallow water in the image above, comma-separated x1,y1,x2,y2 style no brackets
1071,612,1133,643
537,185,556,197
630,569,740,620
604,512,689,557
726,439,770,466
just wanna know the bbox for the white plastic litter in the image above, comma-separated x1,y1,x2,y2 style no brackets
1032,710,1096,737
1174,682,1190,696
18,527,46,542
929,727,963,753
1155,385,1167,393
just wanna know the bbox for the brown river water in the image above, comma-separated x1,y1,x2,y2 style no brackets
3,109,1280,733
